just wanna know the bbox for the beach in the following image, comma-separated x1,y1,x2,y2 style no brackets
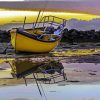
0,61,100,100
0,1,100,100
0,58,100,86
0,22,100,86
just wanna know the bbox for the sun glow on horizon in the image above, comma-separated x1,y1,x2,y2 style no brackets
0,10,38,17
0,9,100,24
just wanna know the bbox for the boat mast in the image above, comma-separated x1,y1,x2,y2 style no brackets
33,0,48,29
23,16,26,29
33,10,41,29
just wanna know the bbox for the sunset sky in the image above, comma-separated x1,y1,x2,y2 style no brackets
0,0,100,24
0,0,99,15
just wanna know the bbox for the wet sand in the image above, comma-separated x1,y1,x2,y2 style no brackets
0,28,100,85
0,42,100,85
0,58,100,100
0,42,100,58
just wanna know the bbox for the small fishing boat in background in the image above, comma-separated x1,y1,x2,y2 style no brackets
10,15,66,53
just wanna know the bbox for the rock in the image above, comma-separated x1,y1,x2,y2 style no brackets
61,28,100,43
0,30,10,43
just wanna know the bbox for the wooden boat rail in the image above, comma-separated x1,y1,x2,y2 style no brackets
40,16,66,28
9,15,67,53
23,15,67,30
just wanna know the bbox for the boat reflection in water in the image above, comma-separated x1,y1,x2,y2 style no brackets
8,58,67,96
1,60,100,99
9,58,67,84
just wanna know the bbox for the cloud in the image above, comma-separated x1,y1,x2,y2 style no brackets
0,0,99,15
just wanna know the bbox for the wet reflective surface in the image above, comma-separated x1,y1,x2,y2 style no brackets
0,60,100,84
0,84,100,100
0,4,100,100
0,59,100,100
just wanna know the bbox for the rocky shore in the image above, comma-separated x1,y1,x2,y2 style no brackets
62,28,100,43
0,28,100,43
0,30,10,43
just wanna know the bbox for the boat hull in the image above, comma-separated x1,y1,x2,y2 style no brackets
11,29,60,53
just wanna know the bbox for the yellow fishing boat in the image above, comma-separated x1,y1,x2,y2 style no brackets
10,16,66,53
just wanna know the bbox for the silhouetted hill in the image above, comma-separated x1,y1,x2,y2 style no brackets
67,18,100,31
